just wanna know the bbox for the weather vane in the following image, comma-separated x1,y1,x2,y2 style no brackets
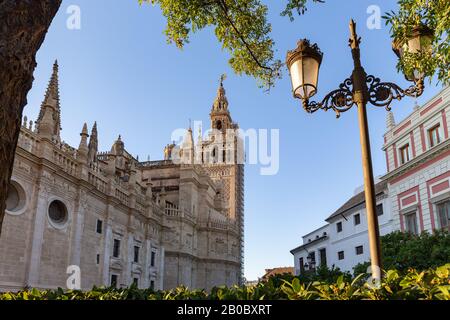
220,73,227,86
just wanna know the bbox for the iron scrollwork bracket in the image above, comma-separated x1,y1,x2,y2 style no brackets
302,77,356,118
366,75,424,111
302,75,424,117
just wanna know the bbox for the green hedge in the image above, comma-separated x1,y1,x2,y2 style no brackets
1,264,449,300
353,231,450,276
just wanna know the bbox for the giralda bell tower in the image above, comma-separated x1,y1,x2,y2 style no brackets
200,75,245,284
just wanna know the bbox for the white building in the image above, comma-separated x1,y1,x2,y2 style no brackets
291,224,330,275
291,180,393,274
291,86,450,275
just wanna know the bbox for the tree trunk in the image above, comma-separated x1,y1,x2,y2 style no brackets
0,0,62,236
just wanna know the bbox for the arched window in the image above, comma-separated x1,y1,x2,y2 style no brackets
216,120,222,130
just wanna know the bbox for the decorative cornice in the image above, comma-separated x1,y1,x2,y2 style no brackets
382,139,450,183
290,235,328,254
383,94,448,149
164,250,240,267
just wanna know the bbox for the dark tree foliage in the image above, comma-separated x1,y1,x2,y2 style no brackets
354,231,450,275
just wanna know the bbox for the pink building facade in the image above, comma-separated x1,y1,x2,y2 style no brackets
383,86,450,234
292,86,450,275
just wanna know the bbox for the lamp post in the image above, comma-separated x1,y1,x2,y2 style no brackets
286,20,432,280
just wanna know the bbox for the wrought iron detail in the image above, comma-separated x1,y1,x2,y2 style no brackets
302,75,424,116
303,77,355,118
366,75,424,111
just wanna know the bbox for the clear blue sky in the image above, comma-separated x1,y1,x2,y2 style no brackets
25,0,443,281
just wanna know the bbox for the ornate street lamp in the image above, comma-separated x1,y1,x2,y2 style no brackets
392,24,433,83
286,39,323,101
287,20,432,280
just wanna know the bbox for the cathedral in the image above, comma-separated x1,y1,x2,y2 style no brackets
0,61,244,291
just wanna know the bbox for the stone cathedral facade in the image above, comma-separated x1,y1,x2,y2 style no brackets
0,62,244,292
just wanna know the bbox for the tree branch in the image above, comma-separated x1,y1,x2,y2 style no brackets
217,0,274,73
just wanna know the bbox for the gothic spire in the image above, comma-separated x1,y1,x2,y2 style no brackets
36,60,62,140
77,123,89,163
37,102,55,140
88,121,98,163
79,123,89,147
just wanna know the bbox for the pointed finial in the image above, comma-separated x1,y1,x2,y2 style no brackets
189,118,192,130
78,123,89,158
53,59,59,70
118,134,122,141
413,100,420,111
81,123,88,136
90,122,98,138
88,121,98,164
349,19,356,34
386,111,396,130
348,19,360,49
